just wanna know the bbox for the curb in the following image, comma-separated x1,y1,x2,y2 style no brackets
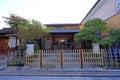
0,73,120,77
0,65,7,70
0,66,120,77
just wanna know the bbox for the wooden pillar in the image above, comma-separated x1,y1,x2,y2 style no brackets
58,38,60,49
61,50,64,68
72,37,75,49
101,49,104,67
40,50,43,68
82,40,85,49
80,49,84,68
50,34,52,49
25,53,27,66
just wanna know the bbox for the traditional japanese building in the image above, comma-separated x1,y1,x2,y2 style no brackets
0,28,18,54
43,23,81,49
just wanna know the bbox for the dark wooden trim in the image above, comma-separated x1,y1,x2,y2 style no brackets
51,33,74,38
40,50,43,68
61,50,64,68
80,49,84,68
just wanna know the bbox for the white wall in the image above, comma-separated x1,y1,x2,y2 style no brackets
82,0,119,23
8,37,16,48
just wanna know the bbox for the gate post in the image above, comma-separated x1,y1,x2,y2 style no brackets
80,49,84,68
101,49,104,68
61,50,64,68
25,51,28,66
24,51,26,66
40,50,43,68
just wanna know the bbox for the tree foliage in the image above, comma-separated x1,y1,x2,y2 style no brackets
18,19,49,43
3,14,27,33
74,18,106,43
99,29,120,46
108,29,120,43
3,14,49,43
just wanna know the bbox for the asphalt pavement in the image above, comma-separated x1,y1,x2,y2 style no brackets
0,67,120,80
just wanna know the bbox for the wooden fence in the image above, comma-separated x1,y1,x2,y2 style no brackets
7,49,120,69
25,49,104,69
103,49,120,68
7,51,25,66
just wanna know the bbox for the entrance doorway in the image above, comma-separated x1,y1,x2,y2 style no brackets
53,38,73,49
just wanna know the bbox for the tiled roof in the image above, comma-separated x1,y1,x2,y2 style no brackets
50,28,80,33
0,34,17,37
44,23,80,26
0,28,17,37
0,28,14,34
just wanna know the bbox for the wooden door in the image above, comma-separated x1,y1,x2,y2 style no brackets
0,38,7,54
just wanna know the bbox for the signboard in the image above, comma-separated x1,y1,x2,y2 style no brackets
92,43,100,53
26,44,34,55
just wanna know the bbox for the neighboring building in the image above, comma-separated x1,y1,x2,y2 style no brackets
43,23,81,49
81,0,120,36
79,0,120,66
81,0,120,48
0,28,18,54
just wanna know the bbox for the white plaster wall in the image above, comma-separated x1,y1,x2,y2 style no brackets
82,0,119,23
90,0,117,20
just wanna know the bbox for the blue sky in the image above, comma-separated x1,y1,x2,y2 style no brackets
0,0,97,29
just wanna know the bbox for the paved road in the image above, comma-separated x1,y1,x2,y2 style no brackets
0,76,120,80
0,68,120,80
0,55,7,69
0,65,120,80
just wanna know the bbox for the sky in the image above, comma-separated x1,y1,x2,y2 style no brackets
0,0,97,29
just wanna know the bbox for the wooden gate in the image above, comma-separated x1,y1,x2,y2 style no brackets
25,49,103,69
26,50,61,69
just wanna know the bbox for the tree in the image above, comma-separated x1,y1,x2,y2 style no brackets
18,19,49,43
98,28,120,46
74,18,106,44
4,14,49,50
108,29,120,44
3,14,27,33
